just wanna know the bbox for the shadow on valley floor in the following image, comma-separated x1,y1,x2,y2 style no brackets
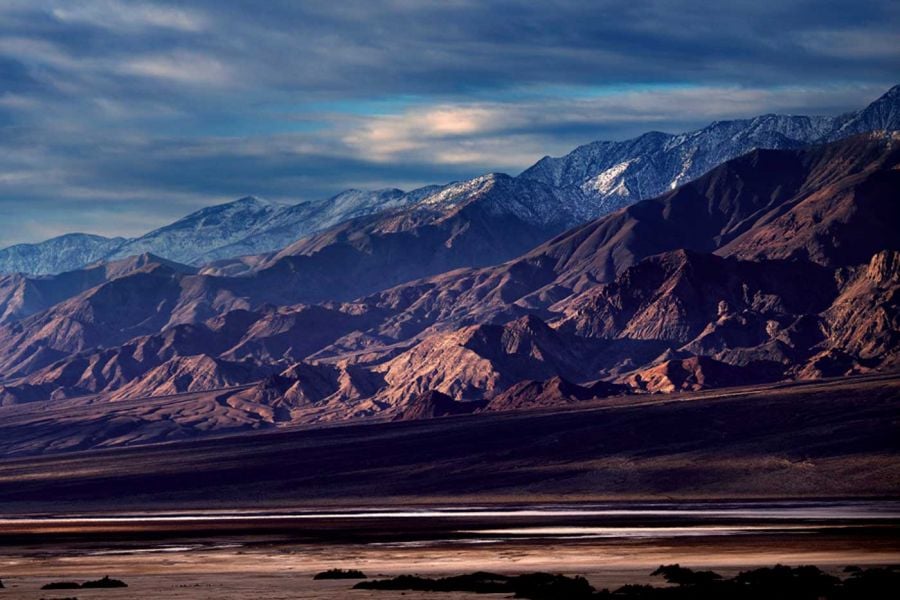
0,374,897,513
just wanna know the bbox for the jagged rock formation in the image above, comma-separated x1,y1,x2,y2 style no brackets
0,133,897,451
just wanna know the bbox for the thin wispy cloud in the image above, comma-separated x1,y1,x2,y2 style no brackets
121,52,234,85
50,1,207,32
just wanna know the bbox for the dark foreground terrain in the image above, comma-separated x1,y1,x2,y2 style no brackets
354,565,900,599
0,374,897,513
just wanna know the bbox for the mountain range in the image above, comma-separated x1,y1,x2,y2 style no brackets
2,85,899,277
0,130,897,455
520,83,900,213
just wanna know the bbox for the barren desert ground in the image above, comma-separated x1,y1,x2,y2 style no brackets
1,501,898,598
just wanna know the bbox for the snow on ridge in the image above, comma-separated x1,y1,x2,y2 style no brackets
584,160,634,197
519,85,900,221
3,86,898,276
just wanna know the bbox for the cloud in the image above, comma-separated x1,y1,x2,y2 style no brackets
0,0,897,246
49,1,207,32
799,29,900,59
121,52,233,85
339,84,891,168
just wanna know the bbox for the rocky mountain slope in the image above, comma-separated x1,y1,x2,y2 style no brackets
519,85,900,215
0,233,125,277
0,253,195,325
197,186,444,264
106,188,445,266
105,196,288,264
346,132,900,341
1,134,896,435
0,189,432,275
238,173,591,301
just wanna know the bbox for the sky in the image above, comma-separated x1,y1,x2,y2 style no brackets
0,0,898,247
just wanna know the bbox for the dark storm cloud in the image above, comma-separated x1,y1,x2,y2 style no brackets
0,0,897,245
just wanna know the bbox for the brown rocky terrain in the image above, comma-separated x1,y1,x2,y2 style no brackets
619,356,772,393
484,376,627,411
0,175,585,382
0,134,897,449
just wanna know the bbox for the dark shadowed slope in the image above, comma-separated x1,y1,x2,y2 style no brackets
0,253,195,325
243,173,591,303
524,131,899,293
0,375,896,510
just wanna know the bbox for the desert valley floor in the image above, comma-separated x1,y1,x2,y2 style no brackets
0,500,897,598
0,375,897,598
